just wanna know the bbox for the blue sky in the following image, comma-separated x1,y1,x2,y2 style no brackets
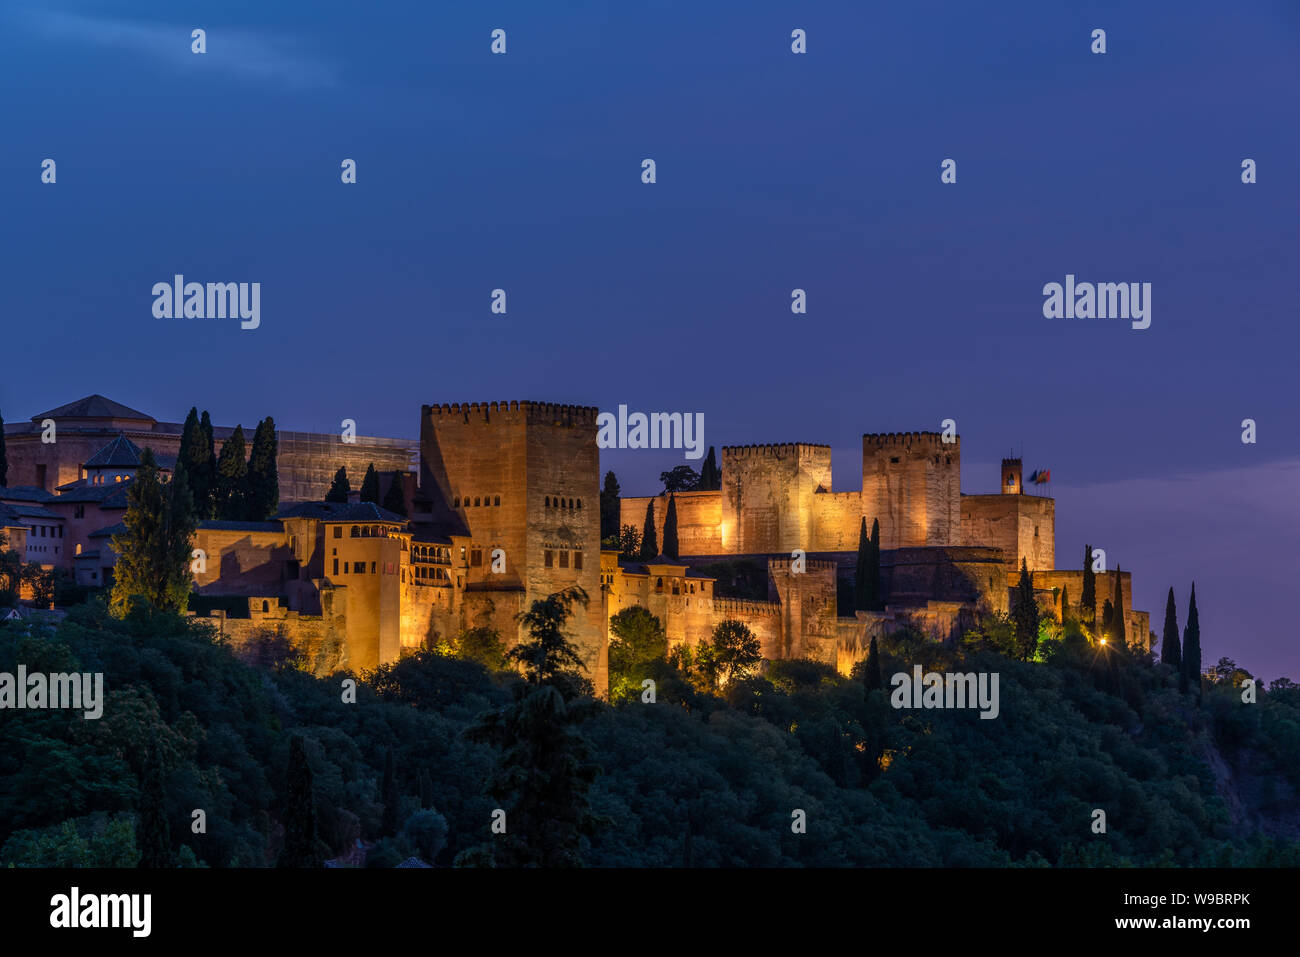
2,0,1297,677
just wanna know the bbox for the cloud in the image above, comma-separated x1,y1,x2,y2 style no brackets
25,9,337,91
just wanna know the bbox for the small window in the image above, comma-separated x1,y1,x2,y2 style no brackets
370,561,376,574
656,577,664,592
544,549,554,568
471,548,483,567
574,552,583,570
472,497,479,507
890,457,900,464
333,526,342,538
576,499,581,509
545,496,550,507
75,505,85,519
559,551,569,569
454,497,460,507
262,601,269,613
355,562,366,574
351,525,360,537
333,559,339,575
494,496,500,506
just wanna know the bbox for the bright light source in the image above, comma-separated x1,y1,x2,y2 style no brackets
1100,637,1108,645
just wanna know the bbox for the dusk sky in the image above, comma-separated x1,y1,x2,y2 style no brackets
2,1,1297,677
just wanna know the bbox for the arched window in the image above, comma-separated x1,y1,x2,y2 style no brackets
362,526,371,537
454,497,460,507
494,496,500,506
261,601,269,613
656,577,664,592
576,499,581,508
350,525,360,537
545,496,550,507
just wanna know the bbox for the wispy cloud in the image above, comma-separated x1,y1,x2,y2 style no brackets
24,9,337,91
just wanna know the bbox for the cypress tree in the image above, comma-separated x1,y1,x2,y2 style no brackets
1081,543,1096,625
359,463,380,504
698,447,721,491
1112,566,1126,647
864,636,882,692
177,407,201,502
867,518,883,611
1060,584,1070,623
325,467,350,503
1101,599,1114,638
0,409,7,487
853,518,871,610
1012,558,1038,659
279,735,323,868
213,425,249,520
195,411,217,519
662,494,679,560
639,500,658,560
1162,587,1182,676
109,452,197,617
137,736,171,868
381,747,400,837
382,474,407,516
600,471,621,541
1183,583,1202,696
246,417,279,521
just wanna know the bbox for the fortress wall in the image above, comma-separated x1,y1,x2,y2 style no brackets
1032,569,1150,649
862,433,960,549
722,444,831,555
711,596,783,661
618,490,722,556
881,546,1006,612
193,528,292,594
960,494,1055,574
811,491,863,551
768,558,839,660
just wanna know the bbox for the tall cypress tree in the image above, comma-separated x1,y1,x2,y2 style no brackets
194,411,217,519
137,736,171,868
600,471,621,542
382,474,407,516
698,447,721,491
246,417,279,521
863,636,882,692
177,407,200,497
639,500,658,560
1101,599,1114,637
213,425,249,520
1112,566,1126,647
1081,543,1096,626
0,409,7,487
1059,584,1070,624
853,518,871,610
279,735,323,868
1012,558,1039,659
1162,587,1182,676
109,452,197,617
1183,583,1202,696
359,463,380,504
867,518,883,611
662,494,679,559
325,467,350,503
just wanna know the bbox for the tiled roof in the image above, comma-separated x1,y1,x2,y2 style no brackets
89,522,126,539
0,486,56,503
275,501,408,523
198,520,282,532
52,482,133,505
33,395,155,423
84,433,144,468
4,503,61,521
73,550,101,560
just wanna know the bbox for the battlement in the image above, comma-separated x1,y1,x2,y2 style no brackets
862,431,958,448
722,443,830,459
423,401,600,427
768,557,837,574
1001,457,1022,467
713,597,782,617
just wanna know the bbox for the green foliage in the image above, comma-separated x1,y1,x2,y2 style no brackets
617,524,640,561
431,626,506,671
2,814,138,868
279,735,324,868
137,735,171,867
1081,543,1096,625
1112,566,1126,647
245,417,279,521
509,585,591,699
1183,583,1202,696
660,466,699,493
109,452,197,618
639,501,657,560
599,471,621,541
1162,587,1182,674
691,619,762,692
698,446,721,491
359,463,380,504
608,605,668,703
325,467,350,504
402,808,448,863
853,518,883,612
380,748,399,837
1011,559,1039,660
381,475,407,516
662,494,679,560
213,425,249,521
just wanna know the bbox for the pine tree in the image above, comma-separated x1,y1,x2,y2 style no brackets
1183,583,1202,696
0,409,7,487
1081,543,1096,626
1012,559,1039,660
599,471,621,541
1162,587,1182,676
639,500,658,560
381,747,400,837
245,417,279,521
213,425,249,520
279,735,324,868
698,447,721,491
864,636,882,692
382,474,407,516
662,494,679,559
508,585,591,697
325,467,350,503
1111,565,1126,648
109,452,197,617
137,736,171,868
359,463,380,504
194,411,217,519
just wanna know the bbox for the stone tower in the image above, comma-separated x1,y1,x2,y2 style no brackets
861,432,961,549
721,444,832,555
414,401,607,692
1001,458,1023,494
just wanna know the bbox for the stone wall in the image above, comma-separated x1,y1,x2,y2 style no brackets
960,493,1055,574
722,443,832,555
861,432,961,549
618,490,723,556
